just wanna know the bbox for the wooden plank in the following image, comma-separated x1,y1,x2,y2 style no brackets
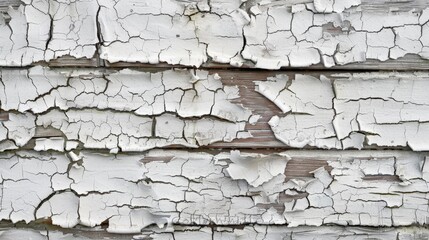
4,69,419,151
208,70,425,150
1,0,428,237
2,0,428,10
105,55,429,71
0,0,19,11
0,150,426,232
1,0,428,69
0,112,8,121
1,225,429,239
10,69,282,150
360,0,429,11
39,55,101,68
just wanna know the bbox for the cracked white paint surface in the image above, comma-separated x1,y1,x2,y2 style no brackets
0,67,252,152
1,0,429,67
1,226,429,239
0,112,35,151
98,0,248,66
1,0,429,237
243,2,429,68
100,0,429,68
227,150,288,187
34,137,65,151
0,0,98,66
256,72,429,150
36,109,249,152
139,225,429,240
0,150,429,233
0,228,91,240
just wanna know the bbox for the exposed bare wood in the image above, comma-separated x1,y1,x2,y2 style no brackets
1,0,428,69
1,0,429,238
0,150,427,234
42,55,101,68
105,54,429,71
1,0,428,10
0,0,19,11
1,225,429,239
0,112,8,121
1,68,423,151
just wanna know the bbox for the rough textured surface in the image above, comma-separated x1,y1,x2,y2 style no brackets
138,225,429,240
1,0,429,238
0,0,98,66
95,1,429,68
0,150,429,234
5,68,429,151
243,2,429,68
1,0,429,67
0,67,252,152
256,72,429,150
1,226,429,239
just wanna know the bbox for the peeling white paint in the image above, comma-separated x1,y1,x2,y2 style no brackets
227,150,288,187
0,150,428,232
100,4,248,66
314,0,361,13
34,137,65,151
242,3,429,68
36,191,79,228
0,1,98,66
1,0,429,237
0,67,253,152
1,226,429,240
0,152,70,223
0,112,35,151
256,73,429,150
0,229,90,240
0,67,251,121
1,1,428,67
35,109,249,152
98,0,249,66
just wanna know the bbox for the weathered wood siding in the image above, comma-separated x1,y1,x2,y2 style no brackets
1,0,429,239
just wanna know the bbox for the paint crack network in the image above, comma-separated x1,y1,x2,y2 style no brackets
0,150,427,236
0,0,428,67
256,72,429,150
0,66,253,152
